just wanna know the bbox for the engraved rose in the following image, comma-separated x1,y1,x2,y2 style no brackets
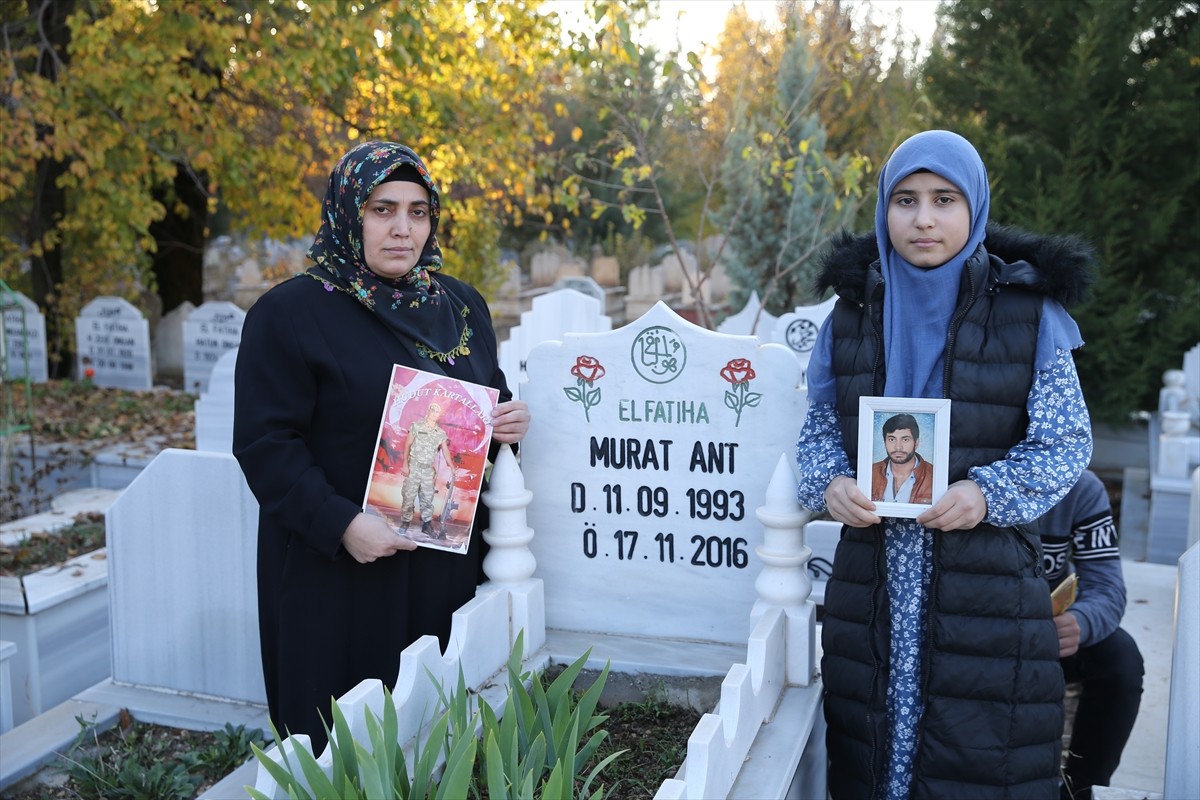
564,355,606,421
720,357,762,427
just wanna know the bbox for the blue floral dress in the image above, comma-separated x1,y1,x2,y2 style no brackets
796,350,1092,800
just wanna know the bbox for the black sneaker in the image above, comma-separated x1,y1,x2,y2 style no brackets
421,521,432,534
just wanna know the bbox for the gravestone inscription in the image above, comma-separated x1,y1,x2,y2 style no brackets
521,302,805,646
183,301,245,394
1,289,49,382
74,297,152,390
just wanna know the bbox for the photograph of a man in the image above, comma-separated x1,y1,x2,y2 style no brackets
399,401,454,535
870,412,934,505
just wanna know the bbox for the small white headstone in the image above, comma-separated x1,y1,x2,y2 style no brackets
717,291,777,336
499,288,611,386
155,301,195,383
1184,343,1200,426
74,297,152,389
183,301,245,394
195,348,238,452
521,302,805,646
553,275,606,307
772,295,837,386
1,289,49,382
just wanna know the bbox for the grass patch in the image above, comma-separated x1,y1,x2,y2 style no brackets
11,380,196,445
3,713,266,800
0,512,106,577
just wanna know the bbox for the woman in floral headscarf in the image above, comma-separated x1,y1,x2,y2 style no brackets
234,142,528,749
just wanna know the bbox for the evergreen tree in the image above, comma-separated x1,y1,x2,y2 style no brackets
923,0,1200,422
718,29,859,317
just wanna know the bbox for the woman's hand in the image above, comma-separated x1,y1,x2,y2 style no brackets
491,400,530,444
916,479,987,531
824,475,880,528
342,513,417,563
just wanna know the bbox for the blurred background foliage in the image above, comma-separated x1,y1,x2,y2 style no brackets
1,0,1196,422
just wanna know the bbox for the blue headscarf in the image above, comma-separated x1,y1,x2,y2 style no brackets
877,130,991,398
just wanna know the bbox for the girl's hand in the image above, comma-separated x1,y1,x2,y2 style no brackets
824,475,880,528
491,400,530,444
917,479,987,531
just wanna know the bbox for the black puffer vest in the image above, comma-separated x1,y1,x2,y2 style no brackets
814,224,1096,800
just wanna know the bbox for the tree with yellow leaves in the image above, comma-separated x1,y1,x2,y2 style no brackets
1,0,561,374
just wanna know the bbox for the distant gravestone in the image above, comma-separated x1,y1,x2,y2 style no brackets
1185,343,1200,427
521,302,805,646
74,297,152,390
717,291,777,337
772,295,837,387
183,301,245,394
1,290,48,383
625,264,665,321
499,288,611,386
553,275,606,307
530,251,564,287
155,301,195,384
592,255,620,287
195,348,238,452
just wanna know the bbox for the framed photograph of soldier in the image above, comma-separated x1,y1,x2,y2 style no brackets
856,396,951,519
362,364,500,554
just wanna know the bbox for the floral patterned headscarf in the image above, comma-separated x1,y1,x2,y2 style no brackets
306,141,472,364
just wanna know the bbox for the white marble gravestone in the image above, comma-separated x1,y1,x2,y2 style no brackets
154,301,195,384
1,290,48,382
183,301,245,394
772,295,837,385
195,348,238,452
74,297,152,390
107,449,264,703
717,291,778,337
498,288,612,386
1185,343,1200,427
521,302,805,646
625,264,666,321
553,275,606,307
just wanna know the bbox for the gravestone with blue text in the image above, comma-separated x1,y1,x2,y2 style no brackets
772,295,837,388
521,302,805,647
1,290,48,383
74,297,152,390
183,301,245,394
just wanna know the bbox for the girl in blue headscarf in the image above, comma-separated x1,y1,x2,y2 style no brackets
796,131,1095,799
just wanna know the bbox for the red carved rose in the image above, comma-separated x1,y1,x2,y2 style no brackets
720,358,756,385
570,355,606,384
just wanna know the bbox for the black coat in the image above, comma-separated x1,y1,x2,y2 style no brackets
233,272,511,748
815,224,1096,799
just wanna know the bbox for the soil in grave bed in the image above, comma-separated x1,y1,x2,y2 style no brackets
1,697,701,800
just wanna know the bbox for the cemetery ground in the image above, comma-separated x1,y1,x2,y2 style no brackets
0,692,701,799
1,379,701,799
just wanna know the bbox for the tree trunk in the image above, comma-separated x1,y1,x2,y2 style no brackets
150,166,209,314
26,0,73,377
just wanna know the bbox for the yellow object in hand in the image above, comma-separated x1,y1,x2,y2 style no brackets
1051,573,1078,617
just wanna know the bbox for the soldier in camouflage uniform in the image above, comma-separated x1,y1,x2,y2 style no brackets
400,402,453,534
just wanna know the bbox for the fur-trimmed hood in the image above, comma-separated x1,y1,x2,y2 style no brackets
815,222,1097,308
